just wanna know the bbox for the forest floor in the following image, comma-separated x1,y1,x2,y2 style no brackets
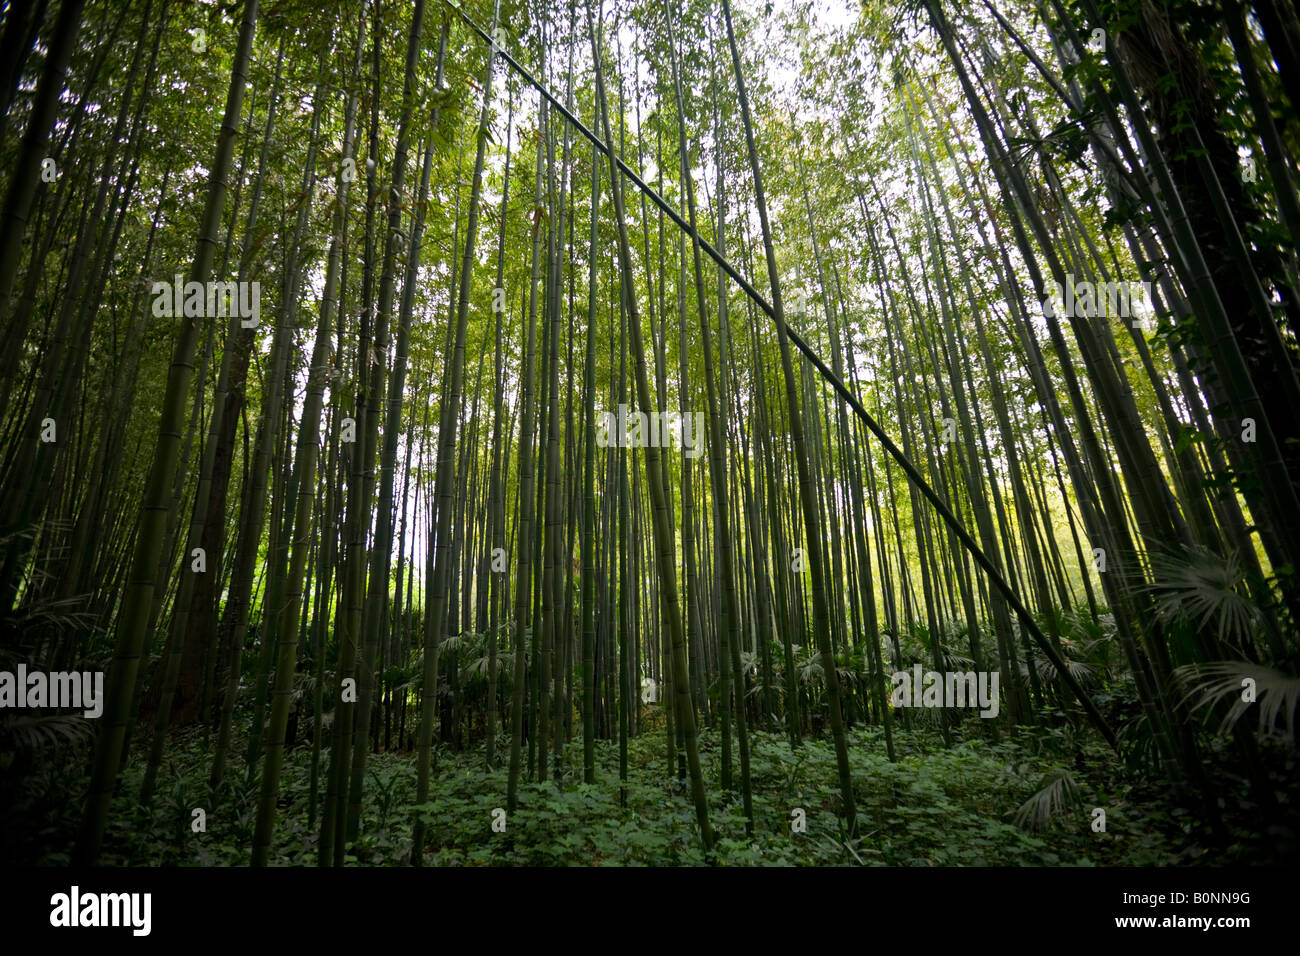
6,710,1285,866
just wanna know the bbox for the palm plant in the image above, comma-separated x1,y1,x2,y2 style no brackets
1138,543,1265,650
1022,642,1097,687
1174,661,1300,747
1013,767,1082,831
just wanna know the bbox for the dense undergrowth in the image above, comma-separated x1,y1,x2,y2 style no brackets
7,711,1291,866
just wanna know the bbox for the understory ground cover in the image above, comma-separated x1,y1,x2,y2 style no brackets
9,715,1290,867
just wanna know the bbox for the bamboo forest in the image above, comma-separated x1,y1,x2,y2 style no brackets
1,0,1299,874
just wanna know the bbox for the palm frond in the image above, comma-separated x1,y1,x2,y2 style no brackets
940,650,975,670
1013,768,1081,831
1026,649,1095,685
0,713,97,754
1173,661,1299,747
1138,544,1262,645
437,630,477,653
1116,712,1160,773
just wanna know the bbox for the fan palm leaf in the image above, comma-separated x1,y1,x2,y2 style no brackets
1138,544,1262,646
1013,768,1081,831
1173,661,1299,747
